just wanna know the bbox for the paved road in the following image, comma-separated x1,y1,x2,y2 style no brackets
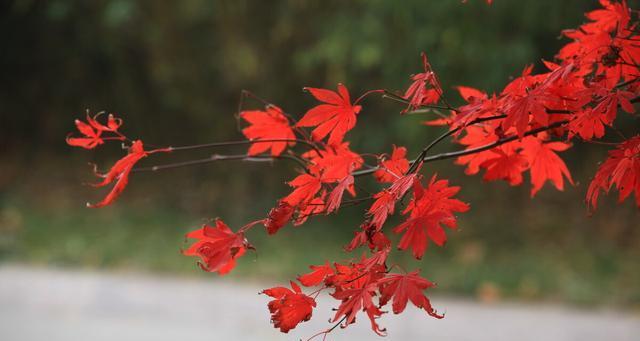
0,265,638,341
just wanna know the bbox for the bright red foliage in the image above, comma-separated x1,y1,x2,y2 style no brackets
296,84,362,146
393,176,469,259
66,112,124,149
298,262,335,287
373,145,409,183
88,140,169,208
303,142,364,182
283,173,323,208
183,219,252,275
326,175,355,213
240,104,296,156
262,281,316,333
403,52,442,112
67,1,640,338
378,270,442,317
264,201,294,234
587,135,640,209
521,136,574,197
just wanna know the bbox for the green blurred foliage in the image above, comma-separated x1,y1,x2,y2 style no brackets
1,0,639,306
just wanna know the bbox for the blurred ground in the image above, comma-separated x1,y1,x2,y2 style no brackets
1,265,638,341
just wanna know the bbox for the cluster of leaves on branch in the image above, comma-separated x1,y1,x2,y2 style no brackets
67,1,639,339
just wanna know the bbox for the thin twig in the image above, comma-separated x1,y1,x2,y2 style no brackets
132,153,309,172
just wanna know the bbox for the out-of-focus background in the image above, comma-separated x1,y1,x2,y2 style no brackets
1,0,639,340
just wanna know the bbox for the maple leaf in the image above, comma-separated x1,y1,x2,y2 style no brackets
393,176,469,259
521,136,574,197
403,52,442,112
86,112,123,133
455,125,501,175
568,108,607,140
240,104,296,156
346,223,391,252
592,89,636,123
501,92,549,137
66,112,124,149
582,0,631,34
67,118,103,149
480,147,529,186
332,282,386,336
457,86,487,103
282,173,323,207
450,87,498,129
262,281,316,333
88,140,169,208
378,271,442,318
183,219,251,275
264,200,294,235
297,262,335,287
293,191,326,226
587,135,640,209
373,145,410,183
326,175,355,214
303,142,364,182
296,84,361,146
368,174,418,229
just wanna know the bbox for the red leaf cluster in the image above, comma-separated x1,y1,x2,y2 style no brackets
297,84,362,146
183,219,252,275
240,104,296,156
262,281,316,333
66,1,640,338
66,112,124,149
587,135,640,209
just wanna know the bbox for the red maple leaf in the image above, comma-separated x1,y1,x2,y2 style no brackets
293,191,326,226
183,219,251,275
455,125,501,175
262,281,316,333
403,52,442,112
346,223,391,252
296,84,361,146
449,86,497,129
240,104,296,156
587,135,640,209
521,136,574,197
568,108,607,140
457,86,487,102
378,270,442,318
303,142,363,182
393,176,469,259
501,93,549,137
332,282,386,336
374,145,410,183
582,0,631,34
88,140,169,208
297,262,335,287
368,174,418,229
66,112,124,149
264,201,294,235
480,147,529,186
326,175,355,213
282,173,323,207
86,112,123,132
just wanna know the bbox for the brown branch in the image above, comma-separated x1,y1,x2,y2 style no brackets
168,138,323,155
132,153,309,172
353,120,569,177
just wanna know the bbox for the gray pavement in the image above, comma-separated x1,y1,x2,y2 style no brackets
0,265,638,341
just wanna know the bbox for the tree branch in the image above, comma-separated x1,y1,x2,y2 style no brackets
132,153,309,172
167,138,323,155
353,120,568,177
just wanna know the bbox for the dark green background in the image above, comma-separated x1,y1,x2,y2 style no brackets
1,0,639,307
